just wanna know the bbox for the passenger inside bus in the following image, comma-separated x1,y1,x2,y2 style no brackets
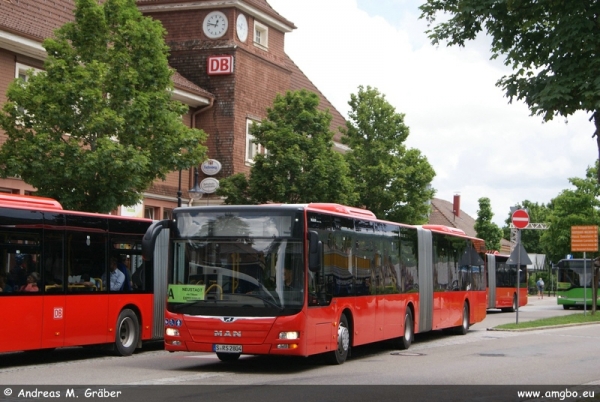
80,273,97,288
20,272,40,292
102,257,126,291
117,256,132,291
283,265,303,305
8,254,27,291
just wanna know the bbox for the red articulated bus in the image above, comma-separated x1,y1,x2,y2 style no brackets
485,252,528,312
143,203,487,364
0,193,167,355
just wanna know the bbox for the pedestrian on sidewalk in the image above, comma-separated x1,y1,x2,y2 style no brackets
536,278,544,299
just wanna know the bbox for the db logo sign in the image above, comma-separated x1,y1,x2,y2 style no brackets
208,55,234,75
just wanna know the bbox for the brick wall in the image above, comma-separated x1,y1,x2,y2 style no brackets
148,8,294,188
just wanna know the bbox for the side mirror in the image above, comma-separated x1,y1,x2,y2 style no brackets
308,231,322,272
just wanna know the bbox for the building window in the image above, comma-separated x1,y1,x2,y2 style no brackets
163,209,173,220
245,119,263,164
253,21,268,49
14,63,42,122
144,206,158,220
15,63,42,80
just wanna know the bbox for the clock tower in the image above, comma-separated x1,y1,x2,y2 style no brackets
138,0,297,181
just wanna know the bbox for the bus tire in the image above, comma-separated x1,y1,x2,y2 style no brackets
325,314,350,365
114,309,139,356
454,303,469,335
393,308,413,350
217,353,241,362
563,305,570,310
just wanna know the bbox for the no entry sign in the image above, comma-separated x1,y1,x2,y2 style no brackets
512,209,529,229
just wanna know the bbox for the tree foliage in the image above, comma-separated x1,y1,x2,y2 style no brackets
342,86,435,224
540,165,600,263
217,90,356,205
474,197,502,252
0,0,207,213
419,0,600,182
540,164,600,313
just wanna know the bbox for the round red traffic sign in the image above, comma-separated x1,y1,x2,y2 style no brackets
512,209,530,229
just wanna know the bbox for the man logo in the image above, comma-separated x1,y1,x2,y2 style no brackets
222,317,235,323
214,330,241,337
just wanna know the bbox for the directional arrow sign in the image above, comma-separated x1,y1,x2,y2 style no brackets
511,209,529,229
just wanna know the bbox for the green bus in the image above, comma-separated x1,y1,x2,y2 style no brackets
556,259,600,309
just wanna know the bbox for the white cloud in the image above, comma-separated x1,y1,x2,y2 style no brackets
268,0,597,226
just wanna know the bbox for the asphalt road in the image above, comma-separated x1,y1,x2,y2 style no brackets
1,294,599,402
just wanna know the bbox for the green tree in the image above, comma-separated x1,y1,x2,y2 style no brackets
502,200,551,254
0,0,206,213
217,90,356,205
540,164,600,313
342,86,435,224
419,1,600,183
474,197,502,252
540,165,600,262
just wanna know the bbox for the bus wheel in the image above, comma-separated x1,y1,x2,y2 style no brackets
454,303,469,335
115,309,139,356
393,308,413,350
563,305,570,310
326,314,350,365
217,353,241,362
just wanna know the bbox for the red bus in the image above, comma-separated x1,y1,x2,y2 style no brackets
142,203,487,364
485,252,528,312
0,193,167,355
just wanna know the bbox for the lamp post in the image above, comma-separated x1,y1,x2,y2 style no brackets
188,167,203,204
177,169,182,207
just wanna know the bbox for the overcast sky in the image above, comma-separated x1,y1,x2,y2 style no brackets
267,0,597,227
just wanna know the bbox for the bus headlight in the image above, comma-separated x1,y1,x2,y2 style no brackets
166,328,180,337
278,331,299,340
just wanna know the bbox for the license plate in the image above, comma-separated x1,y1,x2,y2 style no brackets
213,344,242,353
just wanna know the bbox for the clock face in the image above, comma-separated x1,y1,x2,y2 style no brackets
203,11,228,39
236,13,248,42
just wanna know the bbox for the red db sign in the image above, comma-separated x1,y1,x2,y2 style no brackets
208,55,234,75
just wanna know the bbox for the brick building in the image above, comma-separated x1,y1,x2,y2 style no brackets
0,0,346,218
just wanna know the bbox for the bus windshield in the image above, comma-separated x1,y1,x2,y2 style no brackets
167,208,305,316
557,259,598,289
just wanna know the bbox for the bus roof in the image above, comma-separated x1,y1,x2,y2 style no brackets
0,193,151,222
557,259,595,268
422,224,466,235
0,193,63,210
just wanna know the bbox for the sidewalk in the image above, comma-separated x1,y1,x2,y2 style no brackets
524,294,557,307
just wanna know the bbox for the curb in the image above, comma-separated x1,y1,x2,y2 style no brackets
487,321,600,332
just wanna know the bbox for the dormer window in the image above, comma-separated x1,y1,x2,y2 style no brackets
253,21,268,49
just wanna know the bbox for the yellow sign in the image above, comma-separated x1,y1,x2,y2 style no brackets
571,226,598,252
167,284,205,303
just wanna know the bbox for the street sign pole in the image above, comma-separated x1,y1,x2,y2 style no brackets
584,252,587,316
510,208,530,325
516,229,521,325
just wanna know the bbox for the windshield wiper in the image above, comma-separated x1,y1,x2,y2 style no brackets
237,292,283,311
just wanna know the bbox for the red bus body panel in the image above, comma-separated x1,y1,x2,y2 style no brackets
166,293,430,356
489,287,528,309
1,293,154,353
